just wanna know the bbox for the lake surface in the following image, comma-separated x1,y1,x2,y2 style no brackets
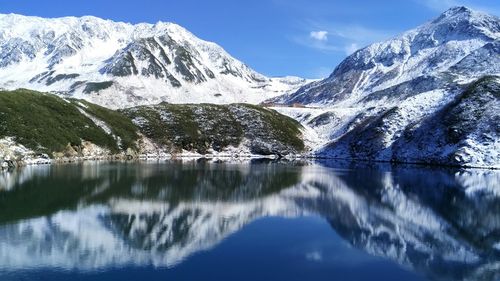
0,160,498,281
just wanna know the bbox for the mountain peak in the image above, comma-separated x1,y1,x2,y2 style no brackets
432,6,475,25
432,5,498,26
443,6,473,17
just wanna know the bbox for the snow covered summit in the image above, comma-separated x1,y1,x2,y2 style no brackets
0,14,307,108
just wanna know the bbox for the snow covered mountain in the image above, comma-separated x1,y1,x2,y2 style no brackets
271,7,500,168
0,14,307,108
274,6,499,106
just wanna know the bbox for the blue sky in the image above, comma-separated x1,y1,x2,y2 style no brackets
1,0,499,78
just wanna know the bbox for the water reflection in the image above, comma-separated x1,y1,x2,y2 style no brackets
0,160,498,281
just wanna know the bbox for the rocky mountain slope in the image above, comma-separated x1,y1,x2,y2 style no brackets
272,7,499,168
0,14,307,108
0,89,304,165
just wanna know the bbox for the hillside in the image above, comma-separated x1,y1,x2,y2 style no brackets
0,89,305,165
0,89,135,156
317,77,499,168
122,103,304,156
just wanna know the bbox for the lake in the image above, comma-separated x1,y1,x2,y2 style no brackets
0,160,498,281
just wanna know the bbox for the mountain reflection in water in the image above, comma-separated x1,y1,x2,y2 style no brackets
0,160,498,281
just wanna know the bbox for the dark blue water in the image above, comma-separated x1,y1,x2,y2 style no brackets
0,160,498,281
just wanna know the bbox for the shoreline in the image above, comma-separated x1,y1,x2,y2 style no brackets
0,152,311,169
1,153,499,171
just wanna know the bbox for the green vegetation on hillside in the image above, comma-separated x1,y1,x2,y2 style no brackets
238,104,304,152
0,89,304,157
123,103,244,153
72,100,139,150
0,89,119,154
123,103,304,154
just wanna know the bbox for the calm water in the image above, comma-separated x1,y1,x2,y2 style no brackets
0,160,498,281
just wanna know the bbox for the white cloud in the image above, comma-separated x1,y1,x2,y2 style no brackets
310,30,328,41
293,23,394,56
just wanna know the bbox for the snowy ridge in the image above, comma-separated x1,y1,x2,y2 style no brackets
275,6,499,106
0,13,308,108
